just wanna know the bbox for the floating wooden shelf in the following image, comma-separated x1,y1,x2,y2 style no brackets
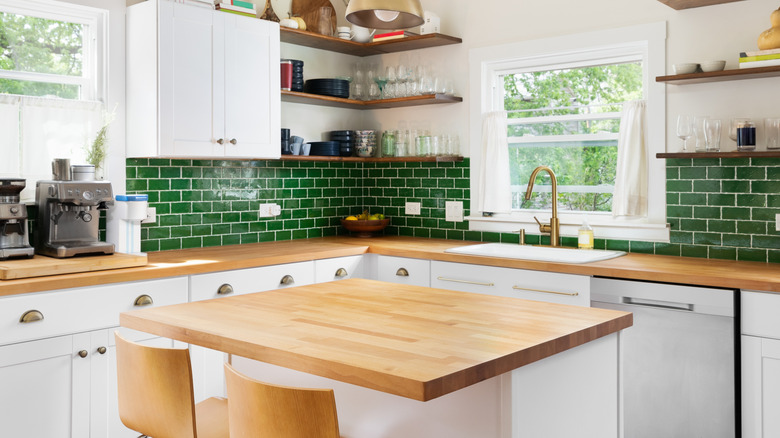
657,151,780,159
280,27,462,56
281,90,462,109
279,155,464,163
656,65,780,85
657,0,741,10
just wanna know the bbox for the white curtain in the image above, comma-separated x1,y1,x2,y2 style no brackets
612,100,648,218
477,111,512,214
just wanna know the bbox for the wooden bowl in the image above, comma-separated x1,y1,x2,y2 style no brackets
340,218,390,237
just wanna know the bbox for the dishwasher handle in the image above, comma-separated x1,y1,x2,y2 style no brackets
622,297,694,312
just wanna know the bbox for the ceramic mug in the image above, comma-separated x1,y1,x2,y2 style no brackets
351,25,375,43
337,26,352,40
290,143,302,155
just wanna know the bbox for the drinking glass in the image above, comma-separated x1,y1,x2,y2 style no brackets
676,115,692,152
704,119,721,152
765,118,780,150
384,66,397,99
316,6,333,36
367,67,381,100
728,118,750,143
693,116,708,152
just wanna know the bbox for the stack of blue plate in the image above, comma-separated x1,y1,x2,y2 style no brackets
304,79,350,99
329,130,354,157
308,141,341,156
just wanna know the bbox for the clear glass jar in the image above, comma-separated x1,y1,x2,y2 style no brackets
381,130,396,157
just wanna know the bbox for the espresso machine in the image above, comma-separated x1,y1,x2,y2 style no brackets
35,159,115,258
0,179,35,260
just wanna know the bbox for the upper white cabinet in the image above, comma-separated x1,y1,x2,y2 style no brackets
127,0,280,158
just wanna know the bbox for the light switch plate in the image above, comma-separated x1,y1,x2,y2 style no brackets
445,201,464,222
259,203,281,218
405,202,421,215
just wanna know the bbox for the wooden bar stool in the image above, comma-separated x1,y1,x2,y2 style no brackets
114,331,229,438
224,363,342,438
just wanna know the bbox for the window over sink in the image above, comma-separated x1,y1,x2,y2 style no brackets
468,22,669,242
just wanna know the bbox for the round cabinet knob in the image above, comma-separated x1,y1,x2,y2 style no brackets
97,346,107,355
216,138,225,145
229,138,237,145
134,295,154,307
280,275,295,285
19,310,44,324
217,284,234,295
396,268,409,277
335,268,348,278
78,350,88,358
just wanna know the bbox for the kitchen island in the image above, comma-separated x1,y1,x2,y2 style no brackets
121,278,632,437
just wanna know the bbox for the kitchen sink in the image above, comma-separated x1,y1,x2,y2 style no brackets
444,243,626,264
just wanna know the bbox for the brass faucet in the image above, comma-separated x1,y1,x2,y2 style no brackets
524,166,560,247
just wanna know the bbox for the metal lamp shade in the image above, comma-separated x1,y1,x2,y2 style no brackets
345,0,424,29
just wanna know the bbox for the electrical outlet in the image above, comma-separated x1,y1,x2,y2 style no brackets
405,202,421,215
258,203,281,218
776,213,780,231
445,201,464,222
141,207,156,224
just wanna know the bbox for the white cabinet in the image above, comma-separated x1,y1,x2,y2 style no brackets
742,290,780,438
430,261,590,307
127,0,280,158
372,255,431,287
0,278,188,438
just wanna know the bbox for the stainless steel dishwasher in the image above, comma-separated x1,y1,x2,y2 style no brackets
591,277,738,438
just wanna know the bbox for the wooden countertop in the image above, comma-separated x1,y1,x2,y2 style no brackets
120,278,632,401
1,236,778,297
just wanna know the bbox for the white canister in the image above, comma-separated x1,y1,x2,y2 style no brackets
106,194,148,254
71,164,95,181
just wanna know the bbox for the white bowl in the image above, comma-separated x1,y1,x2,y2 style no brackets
673,63,699,75
700,60,726,72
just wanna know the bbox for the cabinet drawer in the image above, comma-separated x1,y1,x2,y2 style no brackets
742,290,780,339
314,256,364,283
376,255,430,287
0,277,188,346
190,261,314,302
431,261,590,307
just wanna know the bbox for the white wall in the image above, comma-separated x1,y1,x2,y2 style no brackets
280,0,780,155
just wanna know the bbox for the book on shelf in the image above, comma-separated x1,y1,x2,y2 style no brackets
739,52,780,63
738,58,780,69
215,7,256,17
221,0,255,8
740,47,780,58
215,2,256,14
372,30,417,42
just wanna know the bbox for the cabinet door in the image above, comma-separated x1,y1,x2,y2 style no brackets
159,1,220,156
0,334,91,438
742,335,780,438
222,14,280,158
376,255,430,287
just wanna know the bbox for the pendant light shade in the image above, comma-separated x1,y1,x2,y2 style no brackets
345,0,425,30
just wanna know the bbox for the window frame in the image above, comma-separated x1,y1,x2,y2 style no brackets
468,22,669,242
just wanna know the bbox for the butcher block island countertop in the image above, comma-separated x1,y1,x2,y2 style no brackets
1,235,779,296
120,278,632,401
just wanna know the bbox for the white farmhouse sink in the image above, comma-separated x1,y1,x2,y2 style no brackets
444,243,626,264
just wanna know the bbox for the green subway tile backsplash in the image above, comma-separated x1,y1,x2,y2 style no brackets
126,156,779,263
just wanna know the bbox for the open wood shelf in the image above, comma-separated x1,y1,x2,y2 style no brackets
279,155,464,163
657,151,780,159
656,65,780,85
657,0,741,10
280,27,462,56
281,90,462,109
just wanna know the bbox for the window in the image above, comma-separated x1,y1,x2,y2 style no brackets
0,0,105,201
469,23,668,241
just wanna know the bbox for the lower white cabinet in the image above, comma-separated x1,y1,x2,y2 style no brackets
0,277,187,438
742,290,780,438
430,260,590,306
373,255,431,287
314,256,365,283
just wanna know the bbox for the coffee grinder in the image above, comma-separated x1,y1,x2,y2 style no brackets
35,159,115,258
0,179,34,260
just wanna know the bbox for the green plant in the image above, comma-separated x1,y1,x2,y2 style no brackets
85,107,115,170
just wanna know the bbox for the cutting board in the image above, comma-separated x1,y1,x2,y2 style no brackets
0,252,148,280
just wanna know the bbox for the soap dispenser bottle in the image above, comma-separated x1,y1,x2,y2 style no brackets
578,218,594,250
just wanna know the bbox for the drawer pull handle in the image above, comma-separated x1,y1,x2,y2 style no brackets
78,350,88,358
229,138,237,145
134,295,154,307
512,285,579,297
335,268,348,278
19,310,44,324
97,346,107,355
216,138,225,145
217,284,234,295
280,275,295,285
437,277,494,287
396,268,409,277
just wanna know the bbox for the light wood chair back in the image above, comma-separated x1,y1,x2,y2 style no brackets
115,331,199,438
224,363,341,438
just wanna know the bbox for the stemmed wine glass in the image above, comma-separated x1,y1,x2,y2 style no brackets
374,71,389,100
676,115,692,152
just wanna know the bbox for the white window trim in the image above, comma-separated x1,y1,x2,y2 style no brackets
468,22,669,242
